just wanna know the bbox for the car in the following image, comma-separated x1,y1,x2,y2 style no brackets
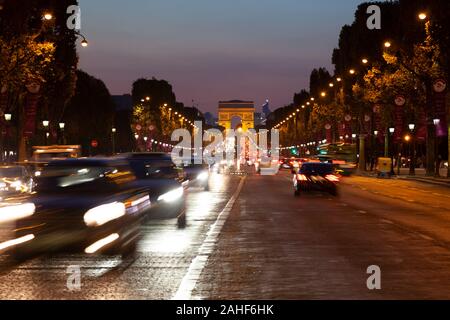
0,165,33,195
182,161,210,191
293,162,340,196
1,158,151,261
117,153,187,227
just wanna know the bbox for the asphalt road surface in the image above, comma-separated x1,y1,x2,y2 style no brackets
1,169,450,299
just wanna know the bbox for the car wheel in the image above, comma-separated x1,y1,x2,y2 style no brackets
177,212,187,229
120,240,137,260
329,187,338,196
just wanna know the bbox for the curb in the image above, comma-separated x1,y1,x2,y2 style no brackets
395,176,450,187
355,172,450,187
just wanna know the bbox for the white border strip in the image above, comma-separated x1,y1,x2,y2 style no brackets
172,176,246,300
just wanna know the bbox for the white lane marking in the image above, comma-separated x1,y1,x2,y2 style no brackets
418,233,434,241
380,219,394,225
172,177,246,300
358,210,367,214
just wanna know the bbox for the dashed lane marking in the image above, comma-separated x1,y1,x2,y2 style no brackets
172,176,246,300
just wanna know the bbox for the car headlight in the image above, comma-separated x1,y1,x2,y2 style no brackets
0,182,6,188
83,202,126,227
11,180,22,188
0,203,35,224
197,172,209,181
157,187,184,203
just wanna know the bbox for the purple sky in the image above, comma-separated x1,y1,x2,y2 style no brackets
78,0,370,114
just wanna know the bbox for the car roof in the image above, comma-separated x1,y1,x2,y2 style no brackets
116,152,172,161
0,165,25,169
47,158,128,167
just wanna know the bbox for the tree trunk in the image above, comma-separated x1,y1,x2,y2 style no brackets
17,93,27,162
425,82,435,176
358,135,366,172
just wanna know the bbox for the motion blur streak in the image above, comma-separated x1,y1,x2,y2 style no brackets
83,202,126,227
157,187,184,203
84,233,120,254
0,234,35,251
0,203,35,224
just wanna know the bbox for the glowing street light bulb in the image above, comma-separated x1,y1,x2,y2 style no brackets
43,13,53,20
321,92,326,97
384,41,392,48
336,77,342,82
418,13,427,20
329,83,334,87
362,58,368,64
349,69,356,75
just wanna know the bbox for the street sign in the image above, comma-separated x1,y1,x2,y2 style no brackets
433,79,446,93
394,95,406,106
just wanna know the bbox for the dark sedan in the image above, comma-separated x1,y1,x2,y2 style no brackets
0,158,151,260
293,162,340,196
117,153,187,227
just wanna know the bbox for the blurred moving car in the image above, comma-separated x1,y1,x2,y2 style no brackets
118,153,187,227
1,158,151,260
0,165,33,195
293,162,340,196
182,161,210,191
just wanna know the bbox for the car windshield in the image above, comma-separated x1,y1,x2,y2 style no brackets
35,164,124,193
0,167,24,178
129,159,179,179
299,163,334,175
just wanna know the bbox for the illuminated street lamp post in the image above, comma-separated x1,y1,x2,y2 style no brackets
112,128,117,155
3,113,12,162
408,124,416,176
43,120,49,145
433,118,441,177
59,122,65,144
389,127,395,175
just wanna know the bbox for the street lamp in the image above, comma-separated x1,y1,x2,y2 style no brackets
408,123,415,131
43,12,53,20
433,118,441,177
111,128,116,155
349,69,356,75
374,130,379,136
59,122,65,144
4,113,11,121
362,58,368,64
43,120,49,145
388,128,395,175
384,41,392,48
418,13,427,20
42,120,49,127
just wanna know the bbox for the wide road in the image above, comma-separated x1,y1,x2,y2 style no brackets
0,169,450,299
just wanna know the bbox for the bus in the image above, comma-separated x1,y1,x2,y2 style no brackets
316,143,357,175
31,145,81,162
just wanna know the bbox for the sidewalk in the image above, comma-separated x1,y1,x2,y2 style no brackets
357,168,450,187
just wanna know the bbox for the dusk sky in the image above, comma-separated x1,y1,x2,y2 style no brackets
78,0,371,114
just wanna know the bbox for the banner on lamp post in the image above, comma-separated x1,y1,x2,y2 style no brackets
394,95,405,142
23,83,41,138
433,79,447,137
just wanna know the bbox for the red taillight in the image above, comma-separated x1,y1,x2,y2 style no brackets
325,174,339,182
297,174,307,181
